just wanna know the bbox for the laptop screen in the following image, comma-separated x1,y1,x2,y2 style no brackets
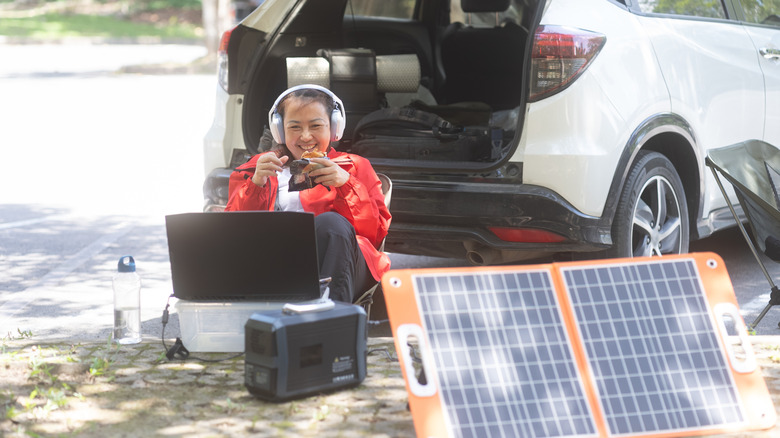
165,211,321,301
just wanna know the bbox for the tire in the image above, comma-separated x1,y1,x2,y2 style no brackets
607,151,689,258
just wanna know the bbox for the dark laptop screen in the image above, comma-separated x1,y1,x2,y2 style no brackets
165,211,321,301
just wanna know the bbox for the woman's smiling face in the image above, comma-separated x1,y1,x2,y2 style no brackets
282,96,331,160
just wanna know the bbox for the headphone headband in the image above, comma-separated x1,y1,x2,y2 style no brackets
268,84,346,144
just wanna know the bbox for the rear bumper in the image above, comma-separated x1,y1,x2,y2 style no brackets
384,179,613,259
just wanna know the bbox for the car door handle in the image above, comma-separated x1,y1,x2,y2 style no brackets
759,47,780,60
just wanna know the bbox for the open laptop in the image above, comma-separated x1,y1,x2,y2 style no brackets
165,211,322,302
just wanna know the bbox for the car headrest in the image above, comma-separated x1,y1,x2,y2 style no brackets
376,54,420,93
461,0,510,13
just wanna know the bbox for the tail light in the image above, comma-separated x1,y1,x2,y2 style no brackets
488,226,567,243
217,28,234,91
529,25,606,102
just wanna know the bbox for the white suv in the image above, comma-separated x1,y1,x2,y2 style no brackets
203,0,780,264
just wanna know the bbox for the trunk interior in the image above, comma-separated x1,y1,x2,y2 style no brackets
239,0,537,172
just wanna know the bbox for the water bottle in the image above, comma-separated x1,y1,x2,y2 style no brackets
113,255,142,344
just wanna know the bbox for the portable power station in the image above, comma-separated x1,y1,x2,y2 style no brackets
244,300,367,402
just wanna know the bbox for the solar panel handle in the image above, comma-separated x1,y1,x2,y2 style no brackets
396,324,438,398
713,302,757,374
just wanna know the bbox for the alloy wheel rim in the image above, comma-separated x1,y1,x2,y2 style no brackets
630,175,683,257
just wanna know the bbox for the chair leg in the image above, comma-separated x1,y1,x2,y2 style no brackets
354,284,377,320
750,285,780,330
711,166,780,330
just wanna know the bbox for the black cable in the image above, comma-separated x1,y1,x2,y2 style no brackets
367,346,396,361
160,294,244,363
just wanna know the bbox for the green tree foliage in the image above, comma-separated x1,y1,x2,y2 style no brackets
739,0,780,24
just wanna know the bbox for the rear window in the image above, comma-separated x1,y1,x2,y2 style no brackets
738,0,780,27
346,0,416,19
244,0,297,32
638,0,726,19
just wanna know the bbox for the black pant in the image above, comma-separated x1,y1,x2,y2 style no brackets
315,212,375,303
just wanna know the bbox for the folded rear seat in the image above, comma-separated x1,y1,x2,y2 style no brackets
285,49,422,141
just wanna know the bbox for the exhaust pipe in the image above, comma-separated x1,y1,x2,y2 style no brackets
464,241,548,266
464,241,513,266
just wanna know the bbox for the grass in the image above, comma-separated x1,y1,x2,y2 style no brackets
0,13,202,39
141,0,201,10
1,333,117,429
0,0,200,8
0,0,203,40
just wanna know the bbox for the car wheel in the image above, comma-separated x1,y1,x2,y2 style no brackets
608,151,689,258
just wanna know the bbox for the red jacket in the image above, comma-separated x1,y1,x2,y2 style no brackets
225,150,392,282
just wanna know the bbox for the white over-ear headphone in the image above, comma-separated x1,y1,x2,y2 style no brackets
268,84,346,145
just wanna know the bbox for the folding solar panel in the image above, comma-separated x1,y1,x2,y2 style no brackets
383,253,776,438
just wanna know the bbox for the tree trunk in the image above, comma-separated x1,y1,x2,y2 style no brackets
202,0,233,55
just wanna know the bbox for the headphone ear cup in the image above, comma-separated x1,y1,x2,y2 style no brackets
331,108,345,141
270,112,284,144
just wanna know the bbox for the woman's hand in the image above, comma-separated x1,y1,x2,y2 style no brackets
308,157,349,188
252,152,288,187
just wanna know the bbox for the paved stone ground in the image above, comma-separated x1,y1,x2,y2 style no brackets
4,334,780,437
0,335,413,437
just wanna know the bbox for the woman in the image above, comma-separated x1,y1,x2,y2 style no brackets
225,85,391,303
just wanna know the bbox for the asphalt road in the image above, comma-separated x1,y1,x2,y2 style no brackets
1,42,780,344
0,42,464,342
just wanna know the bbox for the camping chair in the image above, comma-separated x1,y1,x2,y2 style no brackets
706,140,780,330
354,173,393,321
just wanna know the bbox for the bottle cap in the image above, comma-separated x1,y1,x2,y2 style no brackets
117,255,136,273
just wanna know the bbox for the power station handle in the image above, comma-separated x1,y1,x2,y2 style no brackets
283,299,336,314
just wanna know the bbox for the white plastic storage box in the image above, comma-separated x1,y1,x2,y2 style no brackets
174,300,285,352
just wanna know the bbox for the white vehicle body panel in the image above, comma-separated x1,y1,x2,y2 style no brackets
204,89,246,174
638,15,765,220
743,25,780,147
521,0,670,217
